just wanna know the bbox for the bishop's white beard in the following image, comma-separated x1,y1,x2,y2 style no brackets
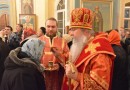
70,35,87,62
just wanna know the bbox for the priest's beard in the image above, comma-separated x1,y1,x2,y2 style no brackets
70,35,87,62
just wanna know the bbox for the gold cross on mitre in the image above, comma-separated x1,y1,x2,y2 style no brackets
85,42,100,54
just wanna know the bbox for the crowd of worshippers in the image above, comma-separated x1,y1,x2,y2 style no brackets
0,8,130,90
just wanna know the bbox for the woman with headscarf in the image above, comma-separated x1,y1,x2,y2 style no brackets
0,38,46,90
106,29,128,90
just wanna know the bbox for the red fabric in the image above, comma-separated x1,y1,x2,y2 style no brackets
39,35,69,67
75,37,115,67
70,8,93,29
62,33,115,90
39,35,69,90
108,30,121,46
23,28,36,39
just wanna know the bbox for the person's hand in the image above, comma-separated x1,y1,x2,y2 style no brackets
51,47,61,57
51,47,66,67
65,62,78,80
40,64,45,72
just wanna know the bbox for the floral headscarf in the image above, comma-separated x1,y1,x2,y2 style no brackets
21,38,45,63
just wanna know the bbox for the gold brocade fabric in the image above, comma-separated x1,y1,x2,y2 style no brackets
83,74,104,90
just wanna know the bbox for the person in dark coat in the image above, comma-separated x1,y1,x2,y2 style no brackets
121,30,130,52
0,36,10,85
8,24,23,50
106,30,128,90
0,38,46,90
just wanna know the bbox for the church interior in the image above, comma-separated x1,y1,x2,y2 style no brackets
1,0,130,90
0,0,130,34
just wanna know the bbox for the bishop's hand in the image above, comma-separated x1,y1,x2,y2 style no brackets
65,62,78,80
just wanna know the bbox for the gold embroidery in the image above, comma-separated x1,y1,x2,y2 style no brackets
62,38,65,50
72,9,83,22
90,71,109,90
66,79,75,85
83,14,89,23
89,15,93,24
83,74,104,90
45,52,53,54
85,42,100,53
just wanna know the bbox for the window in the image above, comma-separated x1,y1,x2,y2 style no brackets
124,3,130,29
57,0,65,10
57,0,65,36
